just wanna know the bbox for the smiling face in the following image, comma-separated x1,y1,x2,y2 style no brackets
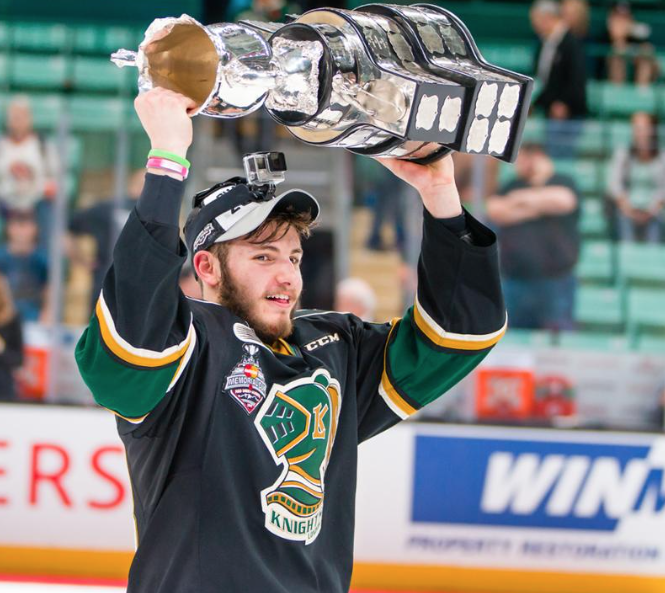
216,223,304,344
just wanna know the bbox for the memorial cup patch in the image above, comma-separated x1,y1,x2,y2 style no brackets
254,369,341,544
223,345,267,414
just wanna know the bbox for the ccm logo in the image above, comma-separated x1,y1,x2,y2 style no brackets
304,333,340,352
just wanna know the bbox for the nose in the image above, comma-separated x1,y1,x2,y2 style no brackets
274,257,299,287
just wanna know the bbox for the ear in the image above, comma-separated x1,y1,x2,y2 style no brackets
193,251,221,289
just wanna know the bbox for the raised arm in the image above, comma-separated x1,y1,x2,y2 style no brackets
75,89,199,423
354,156,506,441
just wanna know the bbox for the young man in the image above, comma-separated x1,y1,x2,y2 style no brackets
76,88,506,593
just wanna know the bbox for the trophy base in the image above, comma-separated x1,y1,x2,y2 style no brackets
409,146,452,166
348,139,451,165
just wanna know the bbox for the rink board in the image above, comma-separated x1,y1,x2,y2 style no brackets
1,404,664,592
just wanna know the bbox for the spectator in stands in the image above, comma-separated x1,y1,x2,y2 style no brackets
0,273,23,402
0,97,57,242
0,209,49,323
561,0,590,40
605,1,658,86
67,170,145,316
607,111,665,243
334,277,377,322
486,143,580,330
530,0,587,157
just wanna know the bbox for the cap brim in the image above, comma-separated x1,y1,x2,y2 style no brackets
216,188,320,243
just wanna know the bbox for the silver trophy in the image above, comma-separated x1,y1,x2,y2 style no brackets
111,4,532,163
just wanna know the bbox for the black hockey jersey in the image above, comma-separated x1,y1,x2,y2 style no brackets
76,173,506,593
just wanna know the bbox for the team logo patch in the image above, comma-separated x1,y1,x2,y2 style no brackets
254,369,341,544
223,345,267,414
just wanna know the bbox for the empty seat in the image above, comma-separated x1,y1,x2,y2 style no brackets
602,83,657,117
579,199,609,238
575,120,606,156
26,94,67,130
0,23,8,50
0,53,7,84
72,56,128,92
67,96,126,131
636,334,665,354
553,159,600,194
609,120,632,147
479,42,533,73
11,22,69,52
100,27,140,55
618,242,665,286
627,288,665,334
10,54,69,90
574,286,623,328
576,240,614,283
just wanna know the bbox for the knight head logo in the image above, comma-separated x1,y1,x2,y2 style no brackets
254,369,341,544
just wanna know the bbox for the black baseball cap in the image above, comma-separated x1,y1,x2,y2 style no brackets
183,178,320,257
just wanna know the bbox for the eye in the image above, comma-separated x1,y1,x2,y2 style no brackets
254,254,271,262
290,256,301,265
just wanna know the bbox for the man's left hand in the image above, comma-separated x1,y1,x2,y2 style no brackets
375,153,463,219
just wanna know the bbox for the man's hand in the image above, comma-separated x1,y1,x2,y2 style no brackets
134,88,197,158
375,154,463,219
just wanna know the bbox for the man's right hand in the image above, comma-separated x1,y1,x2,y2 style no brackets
134,88,197,158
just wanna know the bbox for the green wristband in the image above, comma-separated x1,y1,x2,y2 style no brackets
148,149,191,169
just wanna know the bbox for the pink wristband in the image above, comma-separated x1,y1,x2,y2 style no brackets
146,157,189,179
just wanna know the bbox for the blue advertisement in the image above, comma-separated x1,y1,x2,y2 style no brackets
412,434,665,531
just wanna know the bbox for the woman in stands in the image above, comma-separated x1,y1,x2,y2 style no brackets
607,111,665,243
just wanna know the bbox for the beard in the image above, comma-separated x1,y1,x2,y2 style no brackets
216,261,296,345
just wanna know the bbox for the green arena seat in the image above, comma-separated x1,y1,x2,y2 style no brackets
67,95,129,131
627,288,665,335
478,42,533,74
609,120,632,147
576,240,614,283
498,328,554,348
11,22,69,52
574,286,624,328
586,80,605,115
558,330,629,352
0,23,8,49
575,121,607,156
72,25,103,54
579,199,609,237
46,134,83,171
601,83,657,117
10,54,69,90
553,159,600,194
0,53,7,84
519,115,546,144
26,93,67,130
72,56,129,92
636,334,665,354
618,242,665,286
99,26,140,55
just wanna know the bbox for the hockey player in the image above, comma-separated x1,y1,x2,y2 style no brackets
76,87,506,593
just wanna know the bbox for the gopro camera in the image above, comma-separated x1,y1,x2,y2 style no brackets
243,152,287,190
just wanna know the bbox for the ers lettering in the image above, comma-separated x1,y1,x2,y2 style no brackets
0,440,126,509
